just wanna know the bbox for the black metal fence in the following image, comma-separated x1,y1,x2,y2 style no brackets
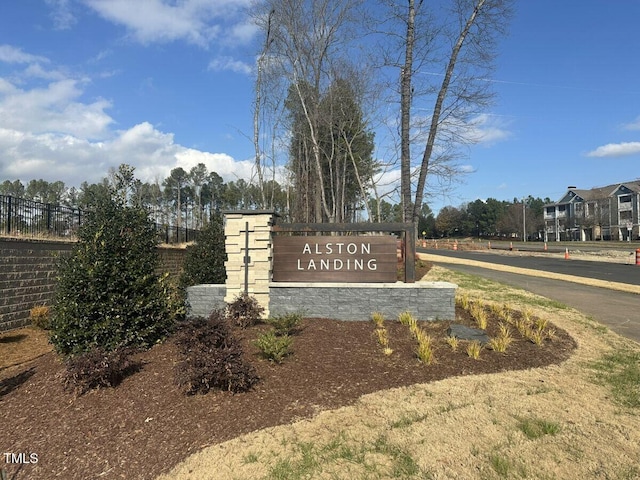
0,195,198,244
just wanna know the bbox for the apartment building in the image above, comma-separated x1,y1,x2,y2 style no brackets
543,181,640,241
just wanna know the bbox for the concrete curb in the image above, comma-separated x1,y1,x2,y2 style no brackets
419,253,640,296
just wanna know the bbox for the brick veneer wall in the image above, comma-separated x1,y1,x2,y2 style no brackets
0,238,186,331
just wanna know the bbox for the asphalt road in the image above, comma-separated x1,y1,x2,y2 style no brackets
422,251,640,344
417,247,640,286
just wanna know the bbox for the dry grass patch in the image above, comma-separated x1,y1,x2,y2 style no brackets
0,327,52,371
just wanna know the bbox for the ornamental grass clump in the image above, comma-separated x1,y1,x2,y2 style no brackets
489,302,503,317
446,335,459,352
30,305,50,330
525,328,545,346
415,331,434,365
500,303,513,322
466,340,482,359
546,327,557,341
375,327,390,348
371,313,393,355
470,302,488,330
488,323,513,353
456,293,471,311
514,316,530,337
398,311,415,327
371,312,385,329
534,317,549,332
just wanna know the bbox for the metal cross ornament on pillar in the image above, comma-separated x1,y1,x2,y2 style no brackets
241,221,254,295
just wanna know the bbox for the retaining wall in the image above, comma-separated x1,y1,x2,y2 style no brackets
186,284,227,317
185,281,457,321
269,282,456,321
0,238,186,331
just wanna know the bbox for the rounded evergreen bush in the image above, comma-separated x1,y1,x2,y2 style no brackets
179,214,226,287
50,190,177,356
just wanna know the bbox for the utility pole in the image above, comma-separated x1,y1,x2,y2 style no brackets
522,198,526,242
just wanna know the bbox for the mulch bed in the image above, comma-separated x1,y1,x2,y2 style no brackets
1,308,576,480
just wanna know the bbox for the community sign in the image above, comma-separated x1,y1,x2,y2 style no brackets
272,235,397,282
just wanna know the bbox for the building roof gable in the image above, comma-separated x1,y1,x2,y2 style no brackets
552,180,640,205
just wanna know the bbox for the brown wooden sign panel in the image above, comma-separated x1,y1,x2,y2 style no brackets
272,235,397,283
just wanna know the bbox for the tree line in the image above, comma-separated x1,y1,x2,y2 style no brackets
370,195,552,240
0,164,289,231
1,164,550,238
428,196,552,240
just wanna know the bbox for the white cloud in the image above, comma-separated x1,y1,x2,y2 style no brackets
0,121,256,188
0,72,254,188
465,114,512,145
0,44,69,82
587,142,640,158
0,78,113,139
459,164,475,173
84,0,255,47
229,20,259,45
208,56,253,75
45,0,77,30
0,45,49,65
623,116,640,131
23,63,67,81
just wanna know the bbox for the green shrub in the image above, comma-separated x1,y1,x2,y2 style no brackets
174,311,259,394
62,346,139,394
30,305,50,330
265,313,303,336
227,293,264,329
50,177,176,356
179,214,226,287
253,330,293,363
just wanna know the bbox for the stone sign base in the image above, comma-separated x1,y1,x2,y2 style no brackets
187,281,457,321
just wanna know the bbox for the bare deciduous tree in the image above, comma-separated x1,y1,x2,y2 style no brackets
253,0,371,223
377,0,513,224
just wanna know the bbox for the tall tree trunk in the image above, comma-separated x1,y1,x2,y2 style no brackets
412,0,486,224
400,0,415,223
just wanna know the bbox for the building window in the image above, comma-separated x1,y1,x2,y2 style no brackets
620,195,632,203
620,210,632,221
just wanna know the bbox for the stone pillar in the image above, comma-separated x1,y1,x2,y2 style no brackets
224,211,275,316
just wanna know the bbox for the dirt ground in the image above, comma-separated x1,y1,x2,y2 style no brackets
2,265,639,480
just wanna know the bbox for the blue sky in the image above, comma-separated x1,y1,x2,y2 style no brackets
0,0,639,213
